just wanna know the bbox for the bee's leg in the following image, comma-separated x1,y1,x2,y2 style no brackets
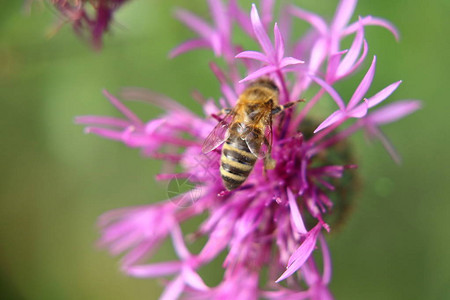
211,108,232,122
218,108,232,116
271,99,305,115
263,137,276,177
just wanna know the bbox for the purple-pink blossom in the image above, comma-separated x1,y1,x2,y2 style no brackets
41,0,129,49
77,1,420,299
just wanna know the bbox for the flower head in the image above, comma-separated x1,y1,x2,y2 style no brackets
78,1,420,299
43,0,129,49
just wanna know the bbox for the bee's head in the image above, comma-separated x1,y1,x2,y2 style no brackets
243,78,280,105
248,77,279,94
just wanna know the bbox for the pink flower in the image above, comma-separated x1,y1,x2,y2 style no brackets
235,4,304,83
311,56,404,133
43,0,129,49
78,1,420,299
170,0,232,59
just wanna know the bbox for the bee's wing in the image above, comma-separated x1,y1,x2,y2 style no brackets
245,107,273,158
202,111,235,153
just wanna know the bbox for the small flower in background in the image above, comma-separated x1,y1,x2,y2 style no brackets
77,0,420,299
31,0,130,49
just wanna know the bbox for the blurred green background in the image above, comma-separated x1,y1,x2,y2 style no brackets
1,0,449,299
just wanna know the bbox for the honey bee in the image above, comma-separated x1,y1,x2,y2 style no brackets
202,78,302,190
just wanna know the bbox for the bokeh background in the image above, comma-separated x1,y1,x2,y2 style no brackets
1,0,449,299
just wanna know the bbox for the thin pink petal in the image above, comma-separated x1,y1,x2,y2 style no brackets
274,23,285,61
169,39,210,58
261,0,275,28
309,38,327,73
125,261,182,278
310,75,345,110
208,0,229,37
288,189,307,234
85,127,124,141
331,0,357,32
171,225,190,260
229,0,253,36
344,15,400,41
368,100,421,125
337,21,364,77
370,126,402,164
75,116,130,128
348,99,368,118
235,50,270,63
103,90,143,127
314,110,345,133
367,80,402,108
348,56,376,109
209,62,239,104
319,234,332,284
175,9,214,39
338,39,368,80
160,275,185,300
183,268,209,291
326,50,347,82
276,223,323,282
250,4,274,57
280,56,304,68
239,65,277,83
290,5,328,35
119,88,189,112
145,118,166,135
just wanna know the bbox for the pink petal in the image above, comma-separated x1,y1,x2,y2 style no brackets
250,4,274,58
338,39,368,80
367,80,402,108
319,234,332,284
309,38,328,73
276,223,323,282
75,116,130,128
235,50,270,63
239,65,278,83
145,118,166,135
121,241,155,267
348,98,369,118
337,21,364,77
348,56,376,109
368,100,421,125
280,56,304,68
209,62,239,104
183,268,209,291
208,0,229,37
274,23,285,61
288,189,307,234
169,39,210,58
175,9,214,39
119,88,188,113
160,275,185,300
103,90,143,127
85,127,124,141
370,126,402,164
344,15,400,41
326,50,347,82
229,0,253,36
171,225,190,260
261,0,275,29
125,261,182,278
314,110,345,133
290,5,328,35
310,75,345,110
331,0,357,32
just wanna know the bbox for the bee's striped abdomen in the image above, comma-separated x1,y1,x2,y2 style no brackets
220,137,257,190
